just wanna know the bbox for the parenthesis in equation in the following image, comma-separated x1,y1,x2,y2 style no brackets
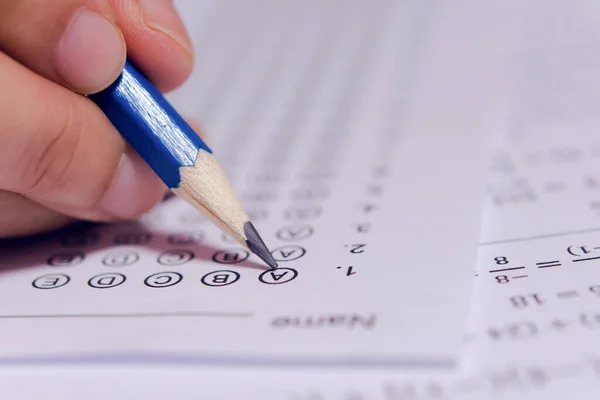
567,245,592,257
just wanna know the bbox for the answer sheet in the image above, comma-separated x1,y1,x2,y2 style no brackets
0,0,490,366
5,0,600,399
7,1,592,399
6,0,600,399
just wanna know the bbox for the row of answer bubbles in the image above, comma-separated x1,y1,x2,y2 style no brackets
46,245,308,268
58,222,316,248
32,268,299,290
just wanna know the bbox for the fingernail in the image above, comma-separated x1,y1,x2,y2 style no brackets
98,151,165,219
57,9,126,94
139,0,194,58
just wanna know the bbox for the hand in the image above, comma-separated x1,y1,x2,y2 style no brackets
0,0,194,237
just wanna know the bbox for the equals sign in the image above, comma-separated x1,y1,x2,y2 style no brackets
557,290,579,299
536,260,562,268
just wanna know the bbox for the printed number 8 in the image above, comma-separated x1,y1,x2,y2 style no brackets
494,257,509,265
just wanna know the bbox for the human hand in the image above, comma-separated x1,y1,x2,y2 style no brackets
0,0,194,237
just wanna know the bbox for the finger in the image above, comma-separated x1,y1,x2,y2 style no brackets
0,53,166,222
0,115,203,239
0,191,73,238
109,0,194,92
0,0,193,94
0,0,126,94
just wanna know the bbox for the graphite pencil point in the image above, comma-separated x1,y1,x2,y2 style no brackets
244,221,279,269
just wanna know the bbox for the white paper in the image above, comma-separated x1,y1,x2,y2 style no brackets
5,0,600,399
2,1,589,399
0,0,488,367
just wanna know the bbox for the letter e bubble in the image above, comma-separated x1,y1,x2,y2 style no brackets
32,274,70,289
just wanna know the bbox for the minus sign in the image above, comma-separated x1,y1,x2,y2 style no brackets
489,266,525,273
512,275,528,279
538,264,561,268
573,256,600,263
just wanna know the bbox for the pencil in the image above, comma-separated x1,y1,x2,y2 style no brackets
89,61,278,269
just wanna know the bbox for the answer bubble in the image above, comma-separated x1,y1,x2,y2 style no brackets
276,225,314,241
114,232,152,245
212,249,249,264
249,172,282,183
102,251,139,267
370,165,389,178
157,250,194,265
60,232,99,247
201,270,240,287
32,274,70,289
291,187,330,201
283,205,321,221
47,252,85,267
366,184,384,196
88,273,126,289
270,245,306,262
298,170,334,181
247,209,269,221
243,191,277,202
144,272,183,288
167,232,204,245
259,267,298,284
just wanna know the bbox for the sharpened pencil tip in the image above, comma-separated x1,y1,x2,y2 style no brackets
244,221,279,269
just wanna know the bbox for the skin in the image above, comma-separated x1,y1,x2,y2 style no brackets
0,0,197,237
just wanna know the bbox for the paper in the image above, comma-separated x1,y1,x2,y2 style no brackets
10,0,592,399
11,0,600,399
0,0,488,366
5,0,600,399
198,1,600,398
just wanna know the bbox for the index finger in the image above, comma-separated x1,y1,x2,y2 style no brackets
0,0,193,94
110,0,195,92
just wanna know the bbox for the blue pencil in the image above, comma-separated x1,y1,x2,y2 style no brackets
89,61,278,269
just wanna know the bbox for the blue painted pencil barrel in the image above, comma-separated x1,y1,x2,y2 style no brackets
89,61,211,189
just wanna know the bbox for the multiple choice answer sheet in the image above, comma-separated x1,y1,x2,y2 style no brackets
0,0,490,367
12,1,595,399
5,0,600,399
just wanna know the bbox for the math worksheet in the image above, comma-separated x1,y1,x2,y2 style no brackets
0,0,490,368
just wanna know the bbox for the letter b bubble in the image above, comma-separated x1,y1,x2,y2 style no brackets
201,270,240,287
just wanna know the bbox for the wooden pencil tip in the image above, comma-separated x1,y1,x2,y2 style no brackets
244,222,279,269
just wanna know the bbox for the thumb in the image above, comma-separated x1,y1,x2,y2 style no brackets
0,53,166,222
